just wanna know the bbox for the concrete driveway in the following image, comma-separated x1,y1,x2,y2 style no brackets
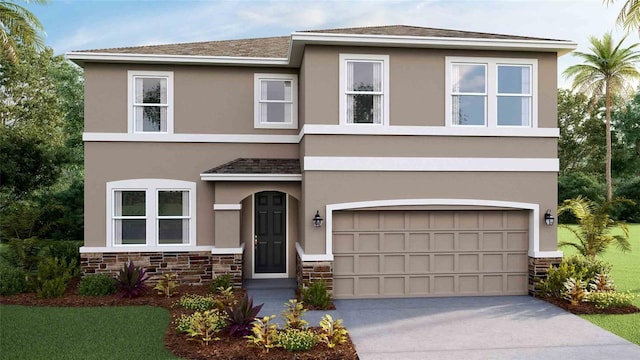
330,296,640,360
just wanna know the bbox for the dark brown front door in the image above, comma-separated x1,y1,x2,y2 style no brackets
254,191,286,273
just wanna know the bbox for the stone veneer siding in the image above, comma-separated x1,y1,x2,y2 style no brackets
528,256,562,295
296,252,333,292
81,252,243,287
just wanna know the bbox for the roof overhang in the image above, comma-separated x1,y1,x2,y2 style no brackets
67,31,577,67
200,173,302,181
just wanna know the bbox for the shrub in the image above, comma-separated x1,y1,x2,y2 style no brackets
589,273,615,292
246,315,279,353
224,293,263,337
275,328,318,352
2,237,42,272
318,314,348,349
213,286,236,311
612,177,640,222
558,173,605,223
536,256,610,298
174,294,216,311
78,274,117,296
563,277,588,306
34,257,77,299
563,256,611,281
40,241,81,268
585,291,636,309
176,310,227,346
115,261,150,298
300,281,331,309
211,274,233,292
154,273,178,298
281,299,308,329
0,263,26,295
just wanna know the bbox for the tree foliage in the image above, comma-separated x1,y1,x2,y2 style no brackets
607,0,640,34
0,0,47,64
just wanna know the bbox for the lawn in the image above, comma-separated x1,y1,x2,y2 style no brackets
558,223,640,345
0,305,178,360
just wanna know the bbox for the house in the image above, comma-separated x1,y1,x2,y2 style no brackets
68,25,576,299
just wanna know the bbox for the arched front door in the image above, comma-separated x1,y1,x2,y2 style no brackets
254,191,286,273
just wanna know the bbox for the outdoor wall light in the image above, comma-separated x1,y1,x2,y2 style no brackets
313,210,324,228
544,209,555,226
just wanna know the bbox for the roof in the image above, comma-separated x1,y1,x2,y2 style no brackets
67,25,577,66
203,158,301,174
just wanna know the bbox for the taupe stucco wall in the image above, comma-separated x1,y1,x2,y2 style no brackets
84,142,298,247
300,46,558,127
83,63,299,134
300,171,558,254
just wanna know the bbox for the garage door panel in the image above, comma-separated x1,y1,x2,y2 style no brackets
333,210,529,298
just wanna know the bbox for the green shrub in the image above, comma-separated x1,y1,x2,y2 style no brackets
563,256,611,281
40,241,81,268
275,328,318,352
224,293,263,337
78,274,117,296
34,257,77,299
154,273,178,298
115,261,149,298
1,237,42,272
0,263,26,295
612,177,640,222
175,294,216,311
246,315,280,353
536,256,611,298
210,274,233,292
300,281,331,309
319,314,348,349
281,299,308,329
558,173,605,223
589,273,615,292
176,310,227,345
586,291,636,309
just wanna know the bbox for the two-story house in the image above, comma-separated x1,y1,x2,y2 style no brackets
69,25,576,299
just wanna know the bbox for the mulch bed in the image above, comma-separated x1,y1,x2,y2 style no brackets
0,278,358,360
540,296,640,315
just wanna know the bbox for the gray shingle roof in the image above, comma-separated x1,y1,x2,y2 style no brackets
203,158,300,174
76,25,567,57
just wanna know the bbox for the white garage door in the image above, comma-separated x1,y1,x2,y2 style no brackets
332,210,529,299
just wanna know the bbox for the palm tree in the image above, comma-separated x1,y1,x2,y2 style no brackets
563,33,640,201
606,0,640,34
0,0,47,64
558,196,631,259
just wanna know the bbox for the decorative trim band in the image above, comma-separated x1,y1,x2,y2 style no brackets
201,173,302,181
79,245,213,253
211,243,245,255
213,204,242,210
83,132,299,143
296,242,334,262
304,156,559,172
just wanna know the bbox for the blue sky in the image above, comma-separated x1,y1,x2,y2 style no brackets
25,0,640,88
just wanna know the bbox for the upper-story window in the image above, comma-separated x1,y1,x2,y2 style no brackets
339,54,390,125
107,179,195,247
254,73,298,129
446,57,537,128
128,71,174,133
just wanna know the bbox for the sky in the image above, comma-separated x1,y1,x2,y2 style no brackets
24,0,640,88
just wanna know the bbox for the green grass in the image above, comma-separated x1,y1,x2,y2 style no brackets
558,223,640,345
0,305,179,360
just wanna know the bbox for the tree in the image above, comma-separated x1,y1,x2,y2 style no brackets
607,0,640,34
0,0,47,64
563,33,640,201
558,197,631,259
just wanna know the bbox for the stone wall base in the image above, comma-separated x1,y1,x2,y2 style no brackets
528,256,562,295
296,252,333,292
81,252,243,287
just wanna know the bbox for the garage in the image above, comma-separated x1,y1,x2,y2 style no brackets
332,209,529,299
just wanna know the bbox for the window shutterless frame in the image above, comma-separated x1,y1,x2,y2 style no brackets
449,62,487,127
253,73,298,129
339,54,390,126
127,71,174,134
445,57,537,129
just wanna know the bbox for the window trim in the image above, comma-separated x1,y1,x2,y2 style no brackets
339,54,390,126
127,70,174,134
253,73,298,129
106,179,196,248
445,57,538,129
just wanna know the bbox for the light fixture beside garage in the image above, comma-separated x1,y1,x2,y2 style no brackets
544,209,555,226
313,210,324,227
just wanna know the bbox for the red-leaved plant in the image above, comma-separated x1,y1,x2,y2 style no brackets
116,261,150,298
224,293,263,336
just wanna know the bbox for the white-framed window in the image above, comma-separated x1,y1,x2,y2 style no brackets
254,73,298,129
446,57,537,128
107,179,195,247
339,54,390,125
127,71,174,133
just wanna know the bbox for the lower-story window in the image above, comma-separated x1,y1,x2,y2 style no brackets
107,179,196,246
